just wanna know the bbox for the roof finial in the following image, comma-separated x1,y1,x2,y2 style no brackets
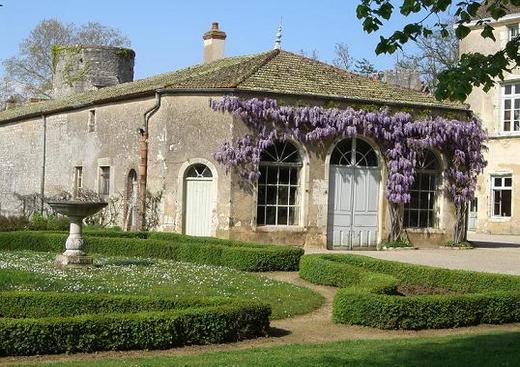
273,19,283,50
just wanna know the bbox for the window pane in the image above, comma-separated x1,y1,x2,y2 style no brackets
505,177,512,187
266,167,278,184
408,210,419,227
515,121,520,131
494,177,502,187
505,120,511,131
258,186,266,205
505,85,512,95
277,207,288,225
493,190,502,216
279,167,290,184
502,190,512,216
259,166,268,184
289,207,297,225
515,99,520,108
504,110,511,121
289,168,298,184
256,206,265,225
418,211,428,228
265,207,276,225
279,186,289,205
515,84,520,94
289,187,298,205
266,186,277,204
505,99,512,109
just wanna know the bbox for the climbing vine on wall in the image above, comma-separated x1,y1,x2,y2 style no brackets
210,96,487,244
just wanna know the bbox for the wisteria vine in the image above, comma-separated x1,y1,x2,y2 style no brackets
210,96,487,242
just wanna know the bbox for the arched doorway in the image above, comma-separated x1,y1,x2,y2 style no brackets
125,169,138,230
184,163,215,236
327,138,381,249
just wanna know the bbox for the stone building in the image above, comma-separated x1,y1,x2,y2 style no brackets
0,23,469,248
462,7,520,235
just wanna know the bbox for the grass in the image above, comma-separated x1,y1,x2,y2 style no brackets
11,332,520,366
0,251,323,319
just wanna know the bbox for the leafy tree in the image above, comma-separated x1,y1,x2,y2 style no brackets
354,58,379,76
356,0,520,101
332,42,354,70
396,17,459,92
1,19,130,100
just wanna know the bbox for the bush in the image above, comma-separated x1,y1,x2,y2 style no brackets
0,231,304,272
0,216,30,231
300,254,520,330
0,292,270,356
0,214,69,232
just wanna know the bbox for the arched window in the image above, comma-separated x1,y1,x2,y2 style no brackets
257,141,302,226
330,138,378,167
404,150,442,228
185,164,213,178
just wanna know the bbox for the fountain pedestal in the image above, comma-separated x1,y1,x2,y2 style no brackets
46,201,107,266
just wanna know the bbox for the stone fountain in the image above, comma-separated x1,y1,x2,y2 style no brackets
47,200,107,266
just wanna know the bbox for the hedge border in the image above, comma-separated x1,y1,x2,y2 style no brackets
0,231,304,272
300,254,520,330
0,292,270,356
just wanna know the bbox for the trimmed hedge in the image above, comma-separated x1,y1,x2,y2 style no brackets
300,254,520,330
0,231,303,272
0,292,270,356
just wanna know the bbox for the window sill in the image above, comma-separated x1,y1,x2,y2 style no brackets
489,217,511,223
405,228,445,234
255,225,306,233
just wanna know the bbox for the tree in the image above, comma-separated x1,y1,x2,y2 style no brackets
1,19,130,100
354,58,379,76
332,42,354,70
396,17,459,92
356,0,520,101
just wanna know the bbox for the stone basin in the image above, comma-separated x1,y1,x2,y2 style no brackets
47,200,107,266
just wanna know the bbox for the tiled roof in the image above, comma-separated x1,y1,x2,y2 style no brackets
0,49,464,123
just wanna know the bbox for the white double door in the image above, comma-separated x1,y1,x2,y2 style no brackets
328,164,381,249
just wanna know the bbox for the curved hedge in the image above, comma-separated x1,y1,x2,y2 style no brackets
0,231,303,272
0,292,270,356
300,254,520,330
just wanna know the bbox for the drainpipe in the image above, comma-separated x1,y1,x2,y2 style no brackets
40,115,47,215
136,92,162,230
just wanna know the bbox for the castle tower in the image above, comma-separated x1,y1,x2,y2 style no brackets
52,45,135,98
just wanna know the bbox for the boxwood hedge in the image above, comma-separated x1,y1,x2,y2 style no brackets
0,231,303,272
0,292,270,356
300,254,520,330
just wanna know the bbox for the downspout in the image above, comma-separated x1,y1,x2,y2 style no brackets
136,92,162,230
40,115,47,215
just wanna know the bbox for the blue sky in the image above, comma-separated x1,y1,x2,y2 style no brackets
0,0,441,80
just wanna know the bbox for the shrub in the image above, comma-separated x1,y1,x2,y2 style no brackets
0,292,270,356
0,232,304,272
300,254,520,330
0,216,30,232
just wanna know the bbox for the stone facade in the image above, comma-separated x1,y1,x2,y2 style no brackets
462,12,520,235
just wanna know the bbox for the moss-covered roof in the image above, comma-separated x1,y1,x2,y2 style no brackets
0,49,464,123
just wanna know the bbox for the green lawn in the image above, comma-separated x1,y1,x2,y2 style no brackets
0,251,323,319
15,332,520,367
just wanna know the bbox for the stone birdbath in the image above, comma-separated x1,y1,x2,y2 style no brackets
47,200,107,266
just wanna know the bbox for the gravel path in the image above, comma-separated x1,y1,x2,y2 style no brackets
343,248,520,275
3,271,520,366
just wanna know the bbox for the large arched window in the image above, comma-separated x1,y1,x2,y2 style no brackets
257,141,302,226
404,150,442,228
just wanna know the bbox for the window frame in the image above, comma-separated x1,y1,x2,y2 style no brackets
88,109,96,133
256,142,303,227
98,166,111,197
501,82,520,134
404,151,442,229
491,174,513,218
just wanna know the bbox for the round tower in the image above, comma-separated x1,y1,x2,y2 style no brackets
52,45,135,98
